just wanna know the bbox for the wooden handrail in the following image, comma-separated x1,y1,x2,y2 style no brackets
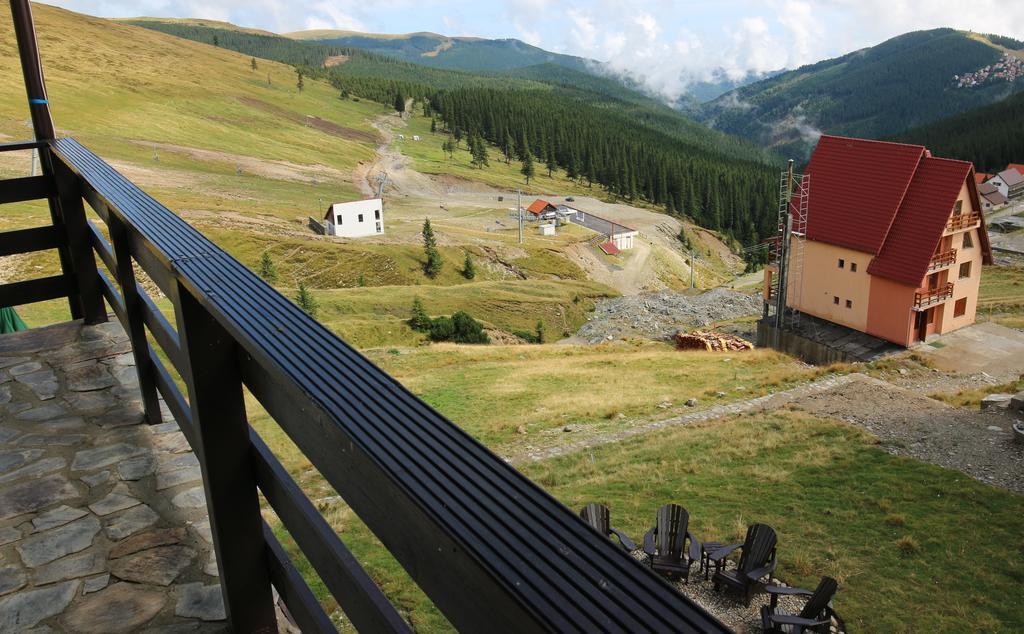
914,282,954,308
947,211,980,232
927,248,957,271
0,137,728,632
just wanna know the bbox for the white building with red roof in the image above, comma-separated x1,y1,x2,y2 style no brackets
765,135,993,346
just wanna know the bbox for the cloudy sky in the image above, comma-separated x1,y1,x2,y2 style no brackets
49,0,1024,99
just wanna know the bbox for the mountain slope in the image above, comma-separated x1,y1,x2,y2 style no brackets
700,29,1024,157
285,29,593,74
896,89,1024,171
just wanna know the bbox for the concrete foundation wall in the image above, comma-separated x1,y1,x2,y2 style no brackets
756,321,855,366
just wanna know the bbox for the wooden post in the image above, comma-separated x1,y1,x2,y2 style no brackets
52,159,106,324
177,285,277,633
108,215,161,422
10,0,88,319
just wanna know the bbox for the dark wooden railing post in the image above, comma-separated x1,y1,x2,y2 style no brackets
52,158,106,324
176,282,277,633
107,215,161,423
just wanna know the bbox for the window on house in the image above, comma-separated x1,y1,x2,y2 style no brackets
850,262,857,272
954,298,967,317
336,214,342,225
833,296,839,305
962,232,973,249
953,200,963,216
375,209,381,220
838,259,845,269
358,214,364,222
376,222,382,233
959,262,971,279
846,299,853,309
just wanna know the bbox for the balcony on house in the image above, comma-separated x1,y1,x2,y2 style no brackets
914,282,955,310
946,211,981,233
927,248,958,272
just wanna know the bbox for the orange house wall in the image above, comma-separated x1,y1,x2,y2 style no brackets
938,183,983,335
865,276,917,346
786,239,872,331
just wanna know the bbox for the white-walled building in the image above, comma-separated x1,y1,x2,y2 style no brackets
324,198,384,238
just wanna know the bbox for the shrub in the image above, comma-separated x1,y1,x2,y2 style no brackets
450,311,489,344
512,330,540,344
428,316,455,341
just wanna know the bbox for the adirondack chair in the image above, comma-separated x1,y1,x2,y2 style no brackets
710,523,778,606
760,576,838,633
642,504,701,582
579,503,636,551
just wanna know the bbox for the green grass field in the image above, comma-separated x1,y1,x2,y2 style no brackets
978,264,1024,329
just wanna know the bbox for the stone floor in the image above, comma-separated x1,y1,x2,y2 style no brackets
0,320,226,633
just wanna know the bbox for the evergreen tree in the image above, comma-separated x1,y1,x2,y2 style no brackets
545,149,557,178
212,35,219,47
258,252,278,284
250,57,257,71
470,134,489,168
394,90,406,113
430,118,437,133
504,131,515,164
295,282,318,318
422,218,443,278
408,297,432,332
535,320,545,344
462,251,476,279
296,69,304,92
521,152,535,184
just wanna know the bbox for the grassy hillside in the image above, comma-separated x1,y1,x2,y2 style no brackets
701,29,1023,156
286,29,593,74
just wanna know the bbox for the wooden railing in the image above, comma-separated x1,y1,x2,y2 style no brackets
914,282,954,309
0,138,727,633
946,211,980,232
927,248,957,271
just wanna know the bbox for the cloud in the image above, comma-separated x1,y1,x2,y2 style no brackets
303,2,364,31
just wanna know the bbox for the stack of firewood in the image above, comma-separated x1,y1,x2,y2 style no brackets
673,330,755,352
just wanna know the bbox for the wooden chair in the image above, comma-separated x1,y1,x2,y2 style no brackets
579,503,636,551
710,523,778,606
760,576,838,633
642,504,701,582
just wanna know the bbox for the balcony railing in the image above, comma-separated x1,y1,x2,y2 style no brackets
927,248,957,271
0,136,728,632
946,211,981,232
914,282,954,310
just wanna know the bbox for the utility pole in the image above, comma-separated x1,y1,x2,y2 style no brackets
688,249,695,289
517,188,523,244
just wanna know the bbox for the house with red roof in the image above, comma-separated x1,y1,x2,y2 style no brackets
526,199,558,218
765,135,992,347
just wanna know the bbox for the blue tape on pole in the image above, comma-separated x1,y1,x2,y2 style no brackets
29,98,48,104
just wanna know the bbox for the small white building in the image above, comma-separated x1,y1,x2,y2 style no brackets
324,198,384,238
538,223,556,236
609,230,638,250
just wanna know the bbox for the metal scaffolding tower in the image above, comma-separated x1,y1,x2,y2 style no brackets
767,160,810,331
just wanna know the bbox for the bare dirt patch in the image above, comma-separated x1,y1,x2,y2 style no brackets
323,54,350,67
237,96,378,144
132,140,349,184
789,377,1024,493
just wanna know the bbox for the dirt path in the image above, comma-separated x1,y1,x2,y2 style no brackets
354,111,455,199
509,371,1024,494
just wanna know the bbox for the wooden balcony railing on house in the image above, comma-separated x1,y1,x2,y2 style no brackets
946,211,981,232
914,282,954,310
0,135,728,632
927,248,957,272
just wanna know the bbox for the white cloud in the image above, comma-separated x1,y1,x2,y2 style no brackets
303,2,364,31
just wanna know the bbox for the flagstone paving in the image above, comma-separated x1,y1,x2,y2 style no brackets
0,321,226,632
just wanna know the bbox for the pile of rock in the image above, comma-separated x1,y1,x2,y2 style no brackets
575,288,762,344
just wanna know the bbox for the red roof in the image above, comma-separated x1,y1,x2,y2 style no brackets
800,135,991,287
974,172,992,184
598,241,621,255
867,157,972,285
1007,163,1024,175
526,199,557,215
797,135,925,254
